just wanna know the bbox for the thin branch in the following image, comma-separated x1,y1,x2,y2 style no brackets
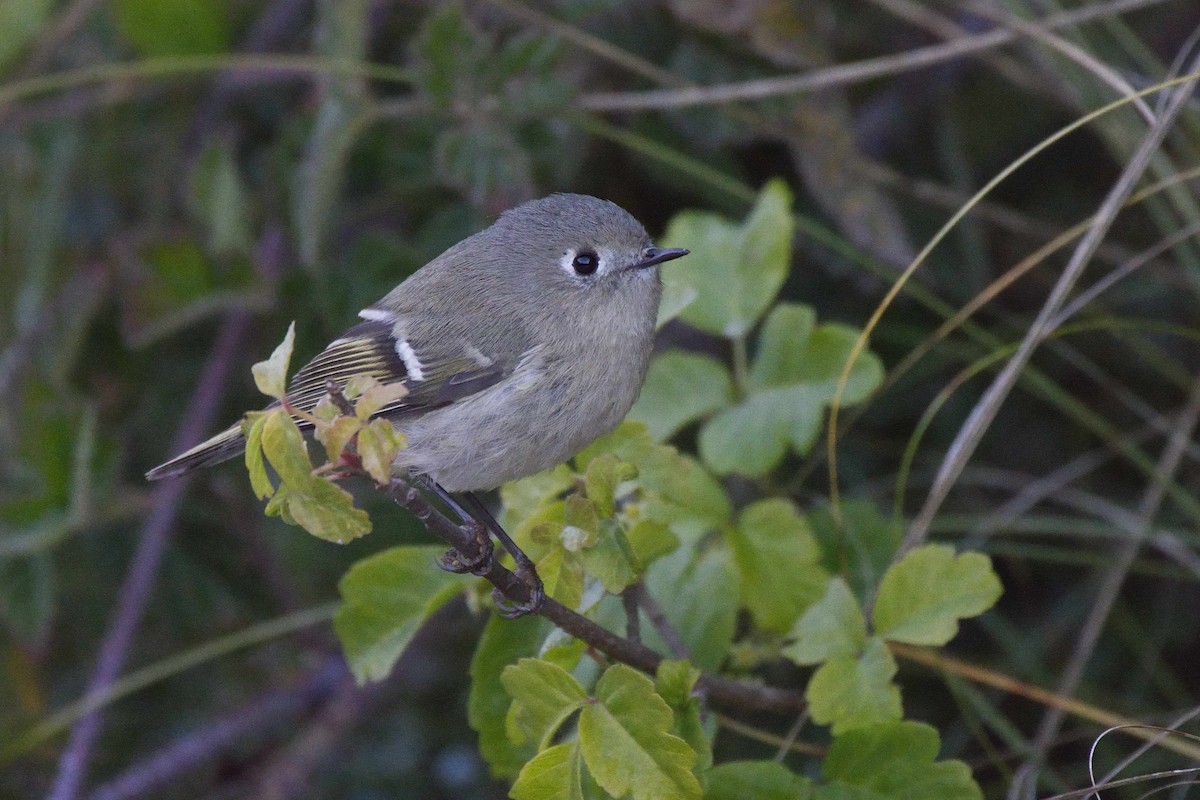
46,312,254,800
905,49,1200,551
85,660,345,800
1014,369,1200,791
575,0,1170,112
382,479,805,715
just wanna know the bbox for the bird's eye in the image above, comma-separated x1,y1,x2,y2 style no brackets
572,250,599,276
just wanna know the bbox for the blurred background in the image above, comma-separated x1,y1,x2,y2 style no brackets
3,1,1200,798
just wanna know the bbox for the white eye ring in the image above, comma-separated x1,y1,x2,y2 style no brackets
560,249,603,277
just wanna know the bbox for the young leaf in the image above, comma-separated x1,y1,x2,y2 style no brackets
628,352,734,442
578,664,702,800
728,499,828,632
501,464,576,532
358,418,406,485
314,415,362,465
251,322,296,401
334,545,466,683
656,660,711,775
583,453,637,519
260,408,313,486
872,545,1003,646
501,658,588,749
659,179,794,339
536,543,585,610
283,477,372,544
242,411,274,500
643,547,738,672
806,638,902,734
510,742,586,800
581,521,639,594
626,520,679,572
783,578,866,665
700,306,885,476
355,379,410,420
655,660,700,709
470,615,554,777
821,721,983,800
705,761,815,800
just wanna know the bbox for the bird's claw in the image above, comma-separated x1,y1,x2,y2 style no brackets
493,560,545,618
436,522,494,576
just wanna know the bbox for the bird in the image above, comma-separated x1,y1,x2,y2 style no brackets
146,193,688,494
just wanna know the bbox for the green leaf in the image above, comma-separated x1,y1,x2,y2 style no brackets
728,499,828,632
314,416,362,466
282,477,372,544
470,615,553,777
808,500,902,602
784,578,866,665
252,322,296,401
577,422,732,538
242,412,274,500
705,761,815,800
581,521,639,594
821,722,983,800
511,742,586,800
501,464,577,533
260,408,312,486
643,547,738,672
626,520,679,569
113,0,230,57
0,0,54,72
655,660,700,709
578,664,702,800
358,418,406,485
660,179,793,338
502,658,588,749
656,660,710,774
583,453,637,519
872,545,1003,646
0,554,54,647
412,7,486,107
189,140,252,258
334,546,465,683
656,278,698,329
537,544,584,610
355,379,411,420
806,638,902,734
629,352,734,442
699,305,885,476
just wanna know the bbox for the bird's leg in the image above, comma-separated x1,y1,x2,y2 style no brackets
416,476,494,576
457,491,545,618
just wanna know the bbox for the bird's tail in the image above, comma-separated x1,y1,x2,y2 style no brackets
145,424,246,481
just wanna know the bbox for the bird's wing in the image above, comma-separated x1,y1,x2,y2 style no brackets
145,315,522,480
284,317,514,418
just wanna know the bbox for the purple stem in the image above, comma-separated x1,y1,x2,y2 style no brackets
47,311,253,800
85,660,346,800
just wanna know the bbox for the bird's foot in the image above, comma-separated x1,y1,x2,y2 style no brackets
436,522,494,576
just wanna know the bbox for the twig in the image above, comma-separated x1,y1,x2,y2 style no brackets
85,660,345,800
382,479,804,715
1011,370,1200,794
249,670,371,800
628,583,692,661
575,0,1170,111
46,312,254,800
905,48,1200,552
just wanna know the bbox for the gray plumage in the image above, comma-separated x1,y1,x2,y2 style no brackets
146,194,688,491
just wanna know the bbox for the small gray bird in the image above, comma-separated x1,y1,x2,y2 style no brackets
146,193,688,490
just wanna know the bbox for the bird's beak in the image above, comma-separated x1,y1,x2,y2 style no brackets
631,247,689,270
